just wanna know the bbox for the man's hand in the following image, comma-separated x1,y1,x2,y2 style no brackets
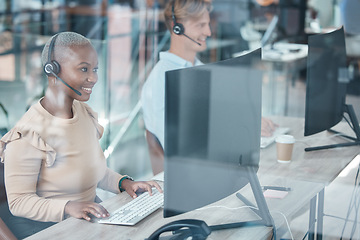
261,118,278,137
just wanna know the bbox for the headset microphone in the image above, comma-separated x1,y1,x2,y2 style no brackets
171,1,202,46
45,66,82,96
44,33,82,96
182,33,201,46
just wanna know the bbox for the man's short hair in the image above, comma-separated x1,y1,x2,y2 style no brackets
164,0,212,32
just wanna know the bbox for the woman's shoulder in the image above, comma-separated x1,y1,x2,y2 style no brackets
74,101,100,124
10,102,44,132
75,101,97,118
0,126,56,166
0,102,56,165
74,101,104,138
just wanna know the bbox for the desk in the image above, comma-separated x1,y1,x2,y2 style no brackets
232,43,308,63
261,43,308,62
260,116,359,184
259,116,360,240
26,180,323,240
26,117,359,240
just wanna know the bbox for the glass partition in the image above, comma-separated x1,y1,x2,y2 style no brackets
0,1,344,180
2,2,360,239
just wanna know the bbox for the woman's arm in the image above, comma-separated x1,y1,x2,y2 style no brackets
4,138,68,222
97,168,162,199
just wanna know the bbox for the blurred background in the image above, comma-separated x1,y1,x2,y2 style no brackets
0,0,358,182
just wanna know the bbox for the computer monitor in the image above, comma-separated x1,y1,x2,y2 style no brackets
304,27,360,151
251,0,306,43
163,49,274,233
277,0,306,40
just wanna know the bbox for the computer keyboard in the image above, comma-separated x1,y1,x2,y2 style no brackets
98,188,163,226
260,127,290,148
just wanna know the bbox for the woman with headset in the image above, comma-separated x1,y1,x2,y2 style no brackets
0,32,162,239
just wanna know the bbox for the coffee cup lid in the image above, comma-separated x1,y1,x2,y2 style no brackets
275,134,295,144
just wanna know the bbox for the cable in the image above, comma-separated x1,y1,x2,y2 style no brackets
351,174,360,239
340,160,360,239
295,132,344,147
271,210,294,240
293,139,311,147
352,186,359,238
197,205,259,212
350,178,360,239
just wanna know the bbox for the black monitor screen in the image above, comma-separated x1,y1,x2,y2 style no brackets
164,49,263,217
304,27,347,136
278,0,306,38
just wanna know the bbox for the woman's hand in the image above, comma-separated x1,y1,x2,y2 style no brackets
121,180,163,199
64,201,110,221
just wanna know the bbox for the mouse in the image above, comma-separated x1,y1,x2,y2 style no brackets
146,219,211,240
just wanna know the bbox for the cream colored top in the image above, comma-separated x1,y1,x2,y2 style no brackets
0,100,123,222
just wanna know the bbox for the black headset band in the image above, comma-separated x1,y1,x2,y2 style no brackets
171,0,177,25
48,33,59,63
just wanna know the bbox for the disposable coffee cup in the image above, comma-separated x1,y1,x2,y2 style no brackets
275,135,295,163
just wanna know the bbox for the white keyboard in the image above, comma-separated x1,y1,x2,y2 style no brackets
98,188,163,226
260,127,290,148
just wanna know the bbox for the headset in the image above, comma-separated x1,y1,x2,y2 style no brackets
44,34,82,96
171,0,201,46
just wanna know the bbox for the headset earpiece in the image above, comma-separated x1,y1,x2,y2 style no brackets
170,0,201,45
173,22,184,35
171,0,184,36
44,34,61,76
44,60,61,76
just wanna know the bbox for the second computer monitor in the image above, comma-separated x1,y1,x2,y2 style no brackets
304,27,360,151
304,27,347,136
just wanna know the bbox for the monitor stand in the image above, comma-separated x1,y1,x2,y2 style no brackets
152,166,276,240
207,166,275,235
305,104,360,152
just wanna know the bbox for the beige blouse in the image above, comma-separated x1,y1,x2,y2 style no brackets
0,100,123,222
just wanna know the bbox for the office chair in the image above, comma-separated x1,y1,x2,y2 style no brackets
0,164,16,240
0,217,17,240
145,130,164,175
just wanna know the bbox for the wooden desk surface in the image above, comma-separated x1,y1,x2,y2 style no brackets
26,179,323,240
26,117,359,240
259,116,360,185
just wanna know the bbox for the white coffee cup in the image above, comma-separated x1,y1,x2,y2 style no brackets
275,135,295,163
